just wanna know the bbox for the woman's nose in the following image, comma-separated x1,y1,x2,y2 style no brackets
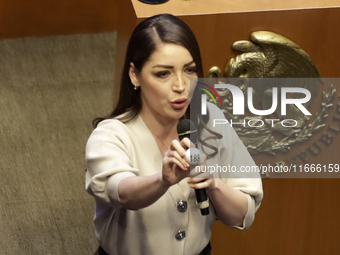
173,74,186,92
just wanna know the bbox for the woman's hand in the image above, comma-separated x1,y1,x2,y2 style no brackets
187,175,216,191
187,155,216,191
162,137,192,187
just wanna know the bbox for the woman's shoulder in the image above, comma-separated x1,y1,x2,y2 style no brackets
94,112,141,132
92,118,130,137
86,114,140,152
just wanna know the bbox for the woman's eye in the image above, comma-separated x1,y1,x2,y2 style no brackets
155,71,170,78
186,67,198,74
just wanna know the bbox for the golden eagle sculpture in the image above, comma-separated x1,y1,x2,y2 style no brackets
217,31,333,155
225,31,322,80
225,31,322,119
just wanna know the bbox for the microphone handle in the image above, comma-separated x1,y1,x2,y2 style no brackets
186,147,210,216
195,187,209,215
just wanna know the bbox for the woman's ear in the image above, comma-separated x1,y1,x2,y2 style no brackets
129,62,139,87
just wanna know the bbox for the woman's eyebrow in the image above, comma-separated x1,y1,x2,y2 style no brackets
152,60,195,69
183,60,195,67
152,64,173,69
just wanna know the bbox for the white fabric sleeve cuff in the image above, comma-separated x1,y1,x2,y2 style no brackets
106,172,137,208
231,193,256,230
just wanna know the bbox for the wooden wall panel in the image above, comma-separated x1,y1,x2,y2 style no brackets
113,1,140,106
0,0,118,39
212,178,340,254
179,8,340,78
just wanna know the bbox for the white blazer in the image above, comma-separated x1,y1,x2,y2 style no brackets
85,103,263,255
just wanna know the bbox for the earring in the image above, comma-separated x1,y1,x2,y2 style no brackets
134,84,139,90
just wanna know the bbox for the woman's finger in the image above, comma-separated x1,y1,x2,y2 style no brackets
188,177,206,183
189,179,212,189
169,139,187,158
166,150,190,168
164,156,188,171
179,137,193,149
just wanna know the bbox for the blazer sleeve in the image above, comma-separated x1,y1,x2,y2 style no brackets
206,103,263,230
225,127,263,230
85,120,139,208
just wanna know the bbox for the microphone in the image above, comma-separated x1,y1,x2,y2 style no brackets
177,119,209,216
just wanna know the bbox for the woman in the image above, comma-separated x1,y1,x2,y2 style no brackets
86,14,263,255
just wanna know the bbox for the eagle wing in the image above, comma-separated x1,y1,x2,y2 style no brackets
226,31,322,108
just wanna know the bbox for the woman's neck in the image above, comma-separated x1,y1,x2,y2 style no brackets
140,109,179,140
139,108,182,157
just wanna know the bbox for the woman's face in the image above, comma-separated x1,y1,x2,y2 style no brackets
130,43,198,122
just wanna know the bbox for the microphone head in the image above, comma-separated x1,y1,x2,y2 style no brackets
177,119,198,144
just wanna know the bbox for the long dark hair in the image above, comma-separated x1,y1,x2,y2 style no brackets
92,14,203,128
